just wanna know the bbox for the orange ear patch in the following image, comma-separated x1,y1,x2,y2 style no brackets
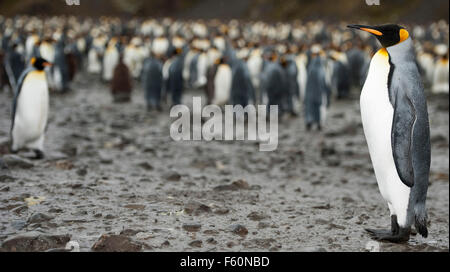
31,57,36,65
399,29,409,43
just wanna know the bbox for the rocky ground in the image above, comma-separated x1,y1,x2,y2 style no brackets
0,73,448,252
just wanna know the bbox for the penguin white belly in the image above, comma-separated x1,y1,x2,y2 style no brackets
296,59,307,102
247,55,262,88
360,49,410,225
103,49,119,81
12,71,49,151
88,49,101,74
213,65,232,105
195,54,208,88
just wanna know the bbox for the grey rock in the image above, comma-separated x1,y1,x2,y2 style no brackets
0,231,70,252
230,224,248,237
163,170,181,181
182,223,202,232
189,240,203,248
28,213,54,224
91,234,143,252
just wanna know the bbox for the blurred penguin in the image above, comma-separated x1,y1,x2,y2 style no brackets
260,51,287,114
3,43,25,92
52,40,71,92
212,57,232,106
304,47,331,131
231,52,255,107
281,54,299,116
142,53,163,112
330,47,351,99
102,37,119,82
111,53,132,103
432,45,449,94
165,47,185,106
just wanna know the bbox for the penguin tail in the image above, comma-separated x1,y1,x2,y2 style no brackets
414,204,428,238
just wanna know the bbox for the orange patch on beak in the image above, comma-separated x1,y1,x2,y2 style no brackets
360,28,383,36
43,62,52,67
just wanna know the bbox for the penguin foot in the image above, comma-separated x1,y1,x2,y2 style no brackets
365,228,410,243
33,150,45,160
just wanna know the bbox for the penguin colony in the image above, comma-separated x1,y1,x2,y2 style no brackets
0,16,448,243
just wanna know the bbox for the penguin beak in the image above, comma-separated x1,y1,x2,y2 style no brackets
347,25,383,36
43,62,52,67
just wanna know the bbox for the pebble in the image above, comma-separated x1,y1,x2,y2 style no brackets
163,170,181,181
189,240,203,248
247,211,270,221
184,201,211,215
91,234,142,252
182,223,202,232
28,213,54,224
230,224,248,237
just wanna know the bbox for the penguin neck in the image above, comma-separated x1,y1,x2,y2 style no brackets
386,37,415,63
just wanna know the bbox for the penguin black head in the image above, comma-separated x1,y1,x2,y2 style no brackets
347,24,409,48
31,57,52,71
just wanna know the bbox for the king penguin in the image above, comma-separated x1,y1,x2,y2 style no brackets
11,57,52,159
348,24,431,242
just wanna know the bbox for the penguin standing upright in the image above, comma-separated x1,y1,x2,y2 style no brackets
111,54,133,103
142,54,163,112
230,56,255,108
260,52,287,114
304,48,330,131
4,43,25,91
431,46,449,94
348,24,431,242
102,38,120,82
165,48,185,106
11,57,52,159
212,57,232,106
281,55,299,116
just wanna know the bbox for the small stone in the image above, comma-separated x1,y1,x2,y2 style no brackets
28,213,53,224
137,162,154,171
0,185,9,192
182,223,202,232
214,179,250,191
230,224,248,237
257,222,270,229
189,240,203,248
184,201,211,215
124,204,146,210
163,171,181,181
91,234,142,252
213,208,230,215
76,167,88,177
247,211,270,221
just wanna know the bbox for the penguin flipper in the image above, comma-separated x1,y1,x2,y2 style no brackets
10,67,34,133
391,88,416,188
